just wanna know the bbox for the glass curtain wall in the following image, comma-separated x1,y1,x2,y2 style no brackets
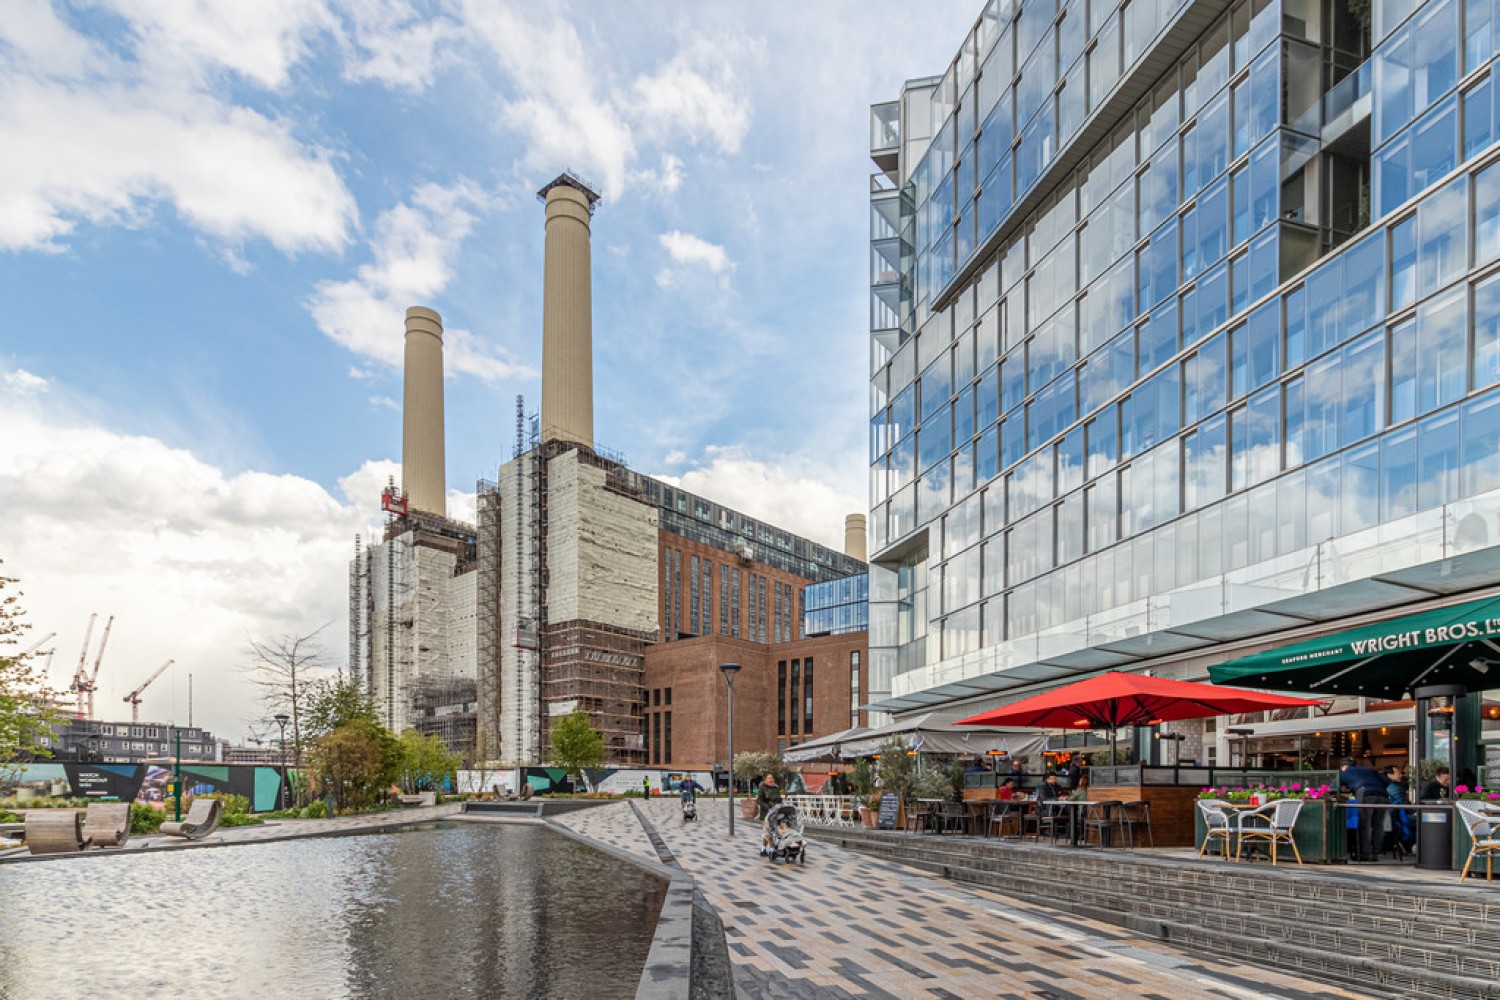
870,0,1500,696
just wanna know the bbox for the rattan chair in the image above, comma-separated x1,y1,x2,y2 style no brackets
1236,798,1304,865
1196,799,1234,860
1455,800,1499,881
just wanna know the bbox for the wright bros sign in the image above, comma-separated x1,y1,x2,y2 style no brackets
1341,618,1500,658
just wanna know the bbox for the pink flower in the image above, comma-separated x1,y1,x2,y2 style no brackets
1456,785,1471,795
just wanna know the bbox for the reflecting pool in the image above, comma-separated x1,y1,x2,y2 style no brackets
0,822,666,999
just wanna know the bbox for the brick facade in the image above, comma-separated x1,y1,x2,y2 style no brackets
642,631,867,771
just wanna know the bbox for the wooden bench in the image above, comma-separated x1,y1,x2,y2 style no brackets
25,811,90,854
82,802,132,848
160,798,223,840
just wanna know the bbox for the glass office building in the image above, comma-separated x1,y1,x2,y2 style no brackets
803,574,870,636
867,0,1500,717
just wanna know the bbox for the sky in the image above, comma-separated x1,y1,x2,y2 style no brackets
0,0,979,744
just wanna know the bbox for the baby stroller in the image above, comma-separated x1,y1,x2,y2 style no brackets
680,786,697,822
761,802,806,864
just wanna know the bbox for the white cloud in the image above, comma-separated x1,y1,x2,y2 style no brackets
99,0,336,89
631,39,754,154
654,446,861,552
657,229,734,290
306,180,533,382
461,4,753,201
3,368,50,394
337,0,464,91
369,395,399,411
659,230,733,273
0,4,357,255
0,391,387,740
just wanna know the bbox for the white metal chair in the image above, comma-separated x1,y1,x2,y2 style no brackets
1455,800,1500,881
1196,799,1234,860
1236,798,1304,865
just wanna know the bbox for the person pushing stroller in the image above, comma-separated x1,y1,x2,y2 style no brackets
679,777,702,822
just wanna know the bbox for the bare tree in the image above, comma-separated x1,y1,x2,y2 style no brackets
243,626,331,766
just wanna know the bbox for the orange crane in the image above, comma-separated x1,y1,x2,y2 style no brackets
123,659,174,724
69,613,113,720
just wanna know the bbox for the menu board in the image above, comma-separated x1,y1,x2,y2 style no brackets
877,792,900,829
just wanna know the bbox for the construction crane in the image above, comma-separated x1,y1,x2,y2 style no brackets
69,613,113,720
123,660,174,724
17,631,56,659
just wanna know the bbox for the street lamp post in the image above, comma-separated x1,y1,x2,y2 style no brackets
719,663,741,838
273,713,290,812
173,728,183,822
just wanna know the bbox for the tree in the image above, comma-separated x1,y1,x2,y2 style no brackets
875,737,916,804
396,729,461,794
308,719,398,813
0,567,59,775
304,671,378,740
547,709,604,790
243,627,331,766
732,751,786,789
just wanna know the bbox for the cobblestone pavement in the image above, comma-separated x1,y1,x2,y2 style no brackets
556,799,1369,1000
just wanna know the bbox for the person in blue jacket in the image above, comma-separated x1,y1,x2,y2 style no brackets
1383,765,1413,858
1339,757,1388,862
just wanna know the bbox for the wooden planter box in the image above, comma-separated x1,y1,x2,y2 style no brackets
1193,799,1347,863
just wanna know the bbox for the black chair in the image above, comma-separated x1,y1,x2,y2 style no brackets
1031,802,1068,843
989,800,1024,838
1118,800,1154,848
1083,800,1123,847
935,800,967,835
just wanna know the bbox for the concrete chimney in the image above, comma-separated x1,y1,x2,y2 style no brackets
539,173,601,449
844,513,868,562
402,305,445,516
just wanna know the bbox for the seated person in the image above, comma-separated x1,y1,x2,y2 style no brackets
1419,767,1451,801
997,778,1017,801
1035,773,1065,810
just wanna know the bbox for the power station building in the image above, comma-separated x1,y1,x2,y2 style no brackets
352,173,866,768
866,0,1500,774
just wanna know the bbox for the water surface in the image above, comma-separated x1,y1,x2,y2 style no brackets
0,822,666,999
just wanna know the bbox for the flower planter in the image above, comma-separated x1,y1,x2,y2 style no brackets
1193,798,1345,863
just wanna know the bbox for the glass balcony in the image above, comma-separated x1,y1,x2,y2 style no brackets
871,102,901,154
1322,61,1372,145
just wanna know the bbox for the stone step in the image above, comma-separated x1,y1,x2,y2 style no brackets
817,830,1500,1000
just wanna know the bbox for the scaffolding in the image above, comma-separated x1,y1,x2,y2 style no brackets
541,620,650,765
410,675,477,764
475,480,502,762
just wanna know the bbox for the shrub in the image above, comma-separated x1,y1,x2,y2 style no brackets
301,800,328,819
129,803,164,835
219,813,264,827
194,792,250,816
911,770,952,801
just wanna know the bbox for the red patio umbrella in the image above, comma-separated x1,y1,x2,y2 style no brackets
954,671,1324,763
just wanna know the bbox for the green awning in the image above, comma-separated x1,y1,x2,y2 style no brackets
1208,595,1500,698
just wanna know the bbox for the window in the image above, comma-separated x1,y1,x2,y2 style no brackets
803,658,814,733
790,659,801,736
850,651,861,728
1418,176,1467,290
664,712,672,764
690,554,700,634
1476,162,1500,264
778,661,787,734
1475,274,1500,391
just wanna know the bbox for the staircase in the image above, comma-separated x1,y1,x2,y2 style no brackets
816,827,1500,999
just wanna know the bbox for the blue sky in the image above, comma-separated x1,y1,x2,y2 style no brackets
0,1,978,740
